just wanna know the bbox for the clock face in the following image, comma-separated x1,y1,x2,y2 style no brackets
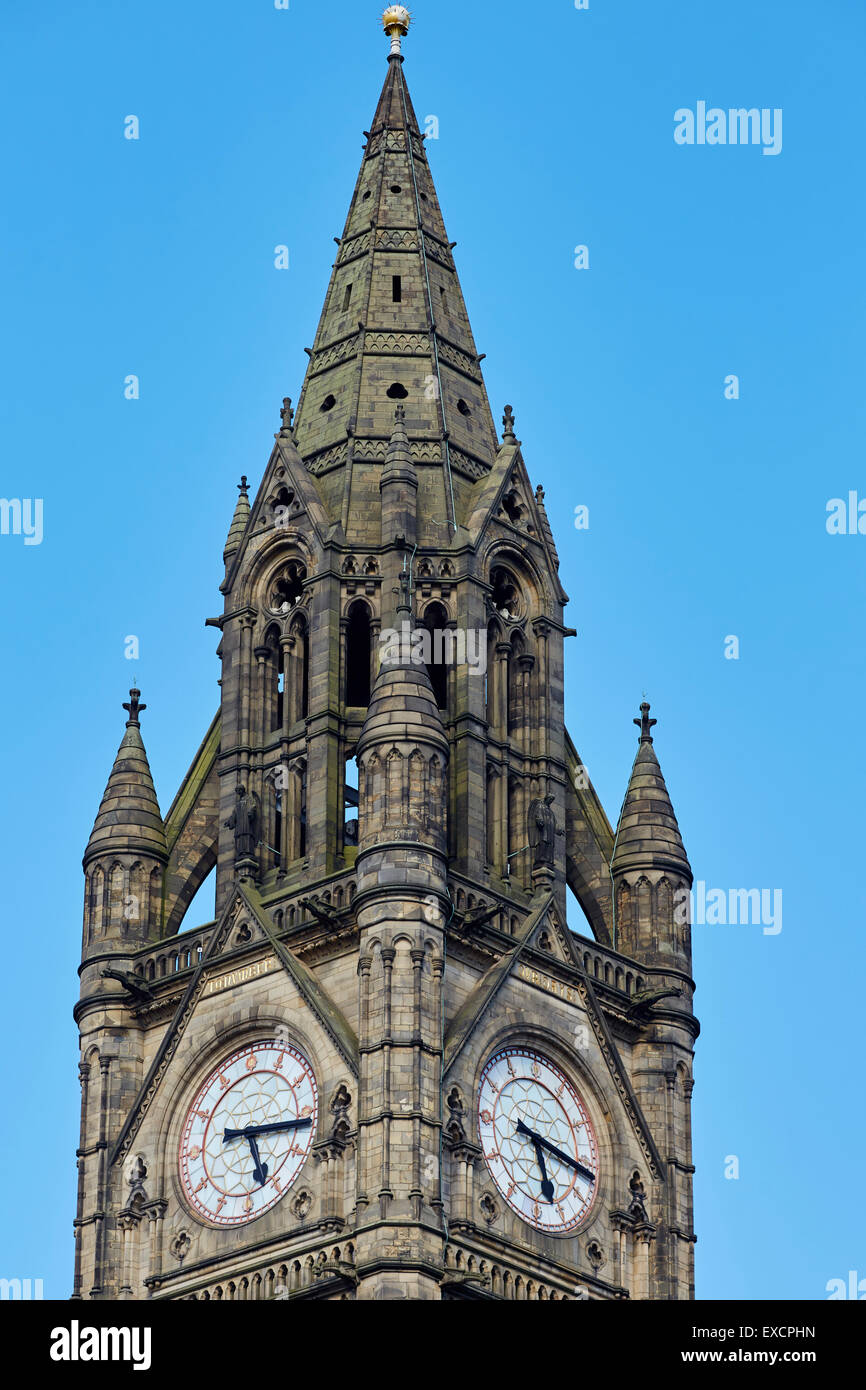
179,1039,317,1227
478,1047,599,1233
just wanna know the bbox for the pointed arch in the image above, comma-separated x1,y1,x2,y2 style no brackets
345,601,372,707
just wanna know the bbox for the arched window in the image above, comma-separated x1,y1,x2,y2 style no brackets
346,603,372,707
289,616,310,722
299,767,307,859
422,602,449,711
273,784,283,870
262,625,283,733
344,753,359,848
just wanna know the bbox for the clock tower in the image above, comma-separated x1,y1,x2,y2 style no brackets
74,10,698,1301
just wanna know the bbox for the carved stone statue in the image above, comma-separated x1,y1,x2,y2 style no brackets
225,785,260,860
527,794,562,868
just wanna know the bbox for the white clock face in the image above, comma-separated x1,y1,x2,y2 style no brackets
478,1047,599,1233
179,1039,317,1227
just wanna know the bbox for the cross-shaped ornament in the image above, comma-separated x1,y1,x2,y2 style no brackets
280,397,294,433
634,701,657,743
123,688,146,725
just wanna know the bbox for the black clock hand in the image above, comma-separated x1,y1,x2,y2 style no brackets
514,1119,555,1201
516,1118,595,1184
223,1117,313,1142
534,1134,595,1183
247,1134,268,1187
531,1139,555,1203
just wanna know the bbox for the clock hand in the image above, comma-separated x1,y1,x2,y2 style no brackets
516,1118,595,1184
246,1133,268,1187
531,1139,555,1203
514,1119,555,1201
223,1117,313,1142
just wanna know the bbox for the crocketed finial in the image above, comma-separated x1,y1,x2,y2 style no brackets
122,688,146,726
502,404,516,441
634,701,657,744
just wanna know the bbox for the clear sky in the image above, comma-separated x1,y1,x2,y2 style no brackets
1,0,863,1300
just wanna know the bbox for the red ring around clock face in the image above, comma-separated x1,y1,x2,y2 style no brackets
478,1047,599,1233
179,1040,317,1227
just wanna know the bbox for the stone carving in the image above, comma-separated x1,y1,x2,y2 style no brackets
170,1231,191,1264
627,1172,649,1222
225,786,260,861
527,795,563,869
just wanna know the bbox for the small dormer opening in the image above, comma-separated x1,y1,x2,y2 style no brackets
392,275,403,303
387,382,409,400
342,283,352,311
502,488,523,525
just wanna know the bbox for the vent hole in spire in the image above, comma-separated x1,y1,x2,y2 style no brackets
392,275,403,303
342,284,352,311
390,184,403,193
320,394,337,413
387,382,409,401
457,398,472,417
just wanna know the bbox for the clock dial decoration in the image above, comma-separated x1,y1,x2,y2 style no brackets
478,1047,599,1233
179,1039,317,1227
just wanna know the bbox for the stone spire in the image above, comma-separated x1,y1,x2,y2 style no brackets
223,476,251,562
84,690,167,868
611,703,691,881
380,404,418,548
288,12,499,542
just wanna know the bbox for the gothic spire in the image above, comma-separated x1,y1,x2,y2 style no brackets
611,703,691,880
84,690,167,868
289,12,499,542
224,475,251,561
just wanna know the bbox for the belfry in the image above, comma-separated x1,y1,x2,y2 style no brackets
74,9,698,1301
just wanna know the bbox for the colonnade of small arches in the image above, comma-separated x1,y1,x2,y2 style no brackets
181,1244,355,1301
130,880,359,983
443,1245,579,1300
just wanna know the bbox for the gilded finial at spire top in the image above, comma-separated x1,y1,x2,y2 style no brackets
123,688,146,726
383,6,411,55
634,701,657,744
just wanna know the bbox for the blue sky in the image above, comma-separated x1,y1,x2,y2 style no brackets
1,0,863,1299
